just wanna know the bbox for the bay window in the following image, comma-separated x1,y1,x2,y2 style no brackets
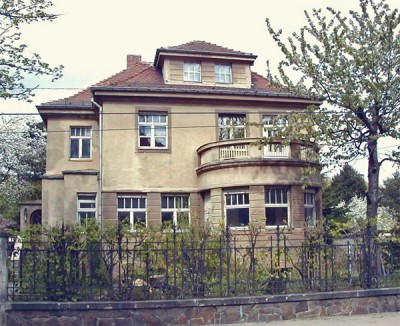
265,187,289,227
225,191,249,228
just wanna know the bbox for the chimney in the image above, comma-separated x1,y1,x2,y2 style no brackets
127,55,142,68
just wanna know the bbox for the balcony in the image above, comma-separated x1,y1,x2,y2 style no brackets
197,138,318,173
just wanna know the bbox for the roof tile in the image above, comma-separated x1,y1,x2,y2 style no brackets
40,42,285,107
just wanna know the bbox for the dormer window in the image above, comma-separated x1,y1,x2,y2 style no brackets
183,62,201,82
215,64,232,83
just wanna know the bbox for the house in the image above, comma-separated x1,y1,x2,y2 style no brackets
20,41,322,234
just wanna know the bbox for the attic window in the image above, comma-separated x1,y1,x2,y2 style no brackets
215,64,232,83
183,63,201,82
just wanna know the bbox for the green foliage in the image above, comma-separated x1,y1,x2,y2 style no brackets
0,0,63,101
265,0,400,222
323,165,366,223
0,116,46,224
380,171,400,222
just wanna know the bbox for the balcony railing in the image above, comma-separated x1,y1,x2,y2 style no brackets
197,138,317,167
264,144,289,158
220,144,249,160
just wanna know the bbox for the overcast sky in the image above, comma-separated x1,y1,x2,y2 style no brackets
0,0,399,180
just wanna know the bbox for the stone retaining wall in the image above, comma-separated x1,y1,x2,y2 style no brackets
4,288,400,325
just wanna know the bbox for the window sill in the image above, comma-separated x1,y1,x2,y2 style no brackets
228,226,249,231
69,158,93,162
265,225,289,229
137,147,171,153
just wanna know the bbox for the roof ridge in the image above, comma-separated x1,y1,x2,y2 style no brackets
162,40,255,57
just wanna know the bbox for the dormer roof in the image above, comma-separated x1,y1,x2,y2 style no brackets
154,40,257,69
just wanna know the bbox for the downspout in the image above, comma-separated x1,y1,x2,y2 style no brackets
92,98,103,228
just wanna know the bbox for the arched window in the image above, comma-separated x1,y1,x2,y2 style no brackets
30,210,42,225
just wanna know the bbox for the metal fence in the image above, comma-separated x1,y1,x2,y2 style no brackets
7,225,400,302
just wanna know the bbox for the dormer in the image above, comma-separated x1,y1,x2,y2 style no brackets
154,41,257,89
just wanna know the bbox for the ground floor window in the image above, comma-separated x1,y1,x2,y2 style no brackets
117,194,147,230
77,194,96,225
225,191,249,228
304,190,316,226
161,194,190,229
265,187,289,227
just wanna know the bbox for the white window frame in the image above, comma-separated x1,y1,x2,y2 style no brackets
218,114,246,140
117,195,147,230
138,113,168,149
215,64,232,83
263,116,289,158
304,190,316,226
225,190,250,229
77,194,96,225
161,195,190,229
265,187,290,227
70,127,92,159
183,62,201,82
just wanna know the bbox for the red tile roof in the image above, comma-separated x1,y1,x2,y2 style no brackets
159,40,256,57
39,42,293,108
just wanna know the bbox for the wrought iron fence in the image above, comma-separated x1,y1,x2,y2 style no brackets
7,225,400,302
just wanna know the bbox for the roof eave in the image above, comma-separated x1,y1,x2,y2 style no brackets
154,48,258,68
37,105,97,123
91,86,322,104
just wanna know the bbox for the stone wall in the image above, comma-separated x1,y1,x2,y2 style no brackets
4,288,400,325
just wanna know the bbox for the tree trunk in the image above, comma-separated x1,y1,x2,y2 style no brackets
366,137,380,287
366,138,380,235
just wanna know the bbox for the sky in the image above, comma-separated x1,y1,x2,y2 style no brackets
0,0,399,181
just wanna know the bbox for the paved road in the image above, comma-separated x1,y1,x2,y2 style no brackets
224,312,400,325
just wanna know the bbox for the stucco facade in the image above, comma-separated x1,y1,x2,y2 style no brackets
23,41,322,233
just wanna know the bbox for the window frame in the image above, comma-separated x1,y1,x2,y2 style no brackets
218,113,247,140
215,64,232,84
265,187,290,228
304,189,316,226
225,190,250,229
138,112,168,149
70,127,92,160
117,194,147,230
262,115,289,157
161,194,190,229
77,193,96,225
183,62,201,82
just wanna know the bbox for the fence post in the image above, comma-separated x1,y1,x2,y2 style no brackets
0,232,10,326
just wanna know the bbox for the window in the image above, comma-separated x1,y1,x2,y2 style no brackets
218,114,246,140
265,187,289,227
263,116,288,157
304,190,316,226
161,195,190,229
77,194,96,225
183,62,201,82
117,195,147,230
215,64,232,83
70,127,92,159
225,191,249,228
138,113,168,149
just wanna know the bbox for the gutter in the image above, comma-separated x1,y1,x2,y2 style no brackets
91,99,103,228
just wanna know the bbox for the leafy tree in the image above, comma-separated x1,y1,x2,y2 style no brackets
0,115,45,222
265,0,400,231
323,165,366,222
0,0,63,101
380,171,400,222
336,196,396,234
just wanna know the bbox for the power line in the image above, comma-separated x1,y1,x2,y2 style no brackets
0,109,389,116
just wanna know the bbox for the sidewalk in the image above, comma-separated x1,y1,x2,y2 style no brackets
224,312,400,325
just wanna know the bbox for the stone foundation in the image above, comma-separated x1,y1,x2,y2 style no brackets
4,288,400,325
